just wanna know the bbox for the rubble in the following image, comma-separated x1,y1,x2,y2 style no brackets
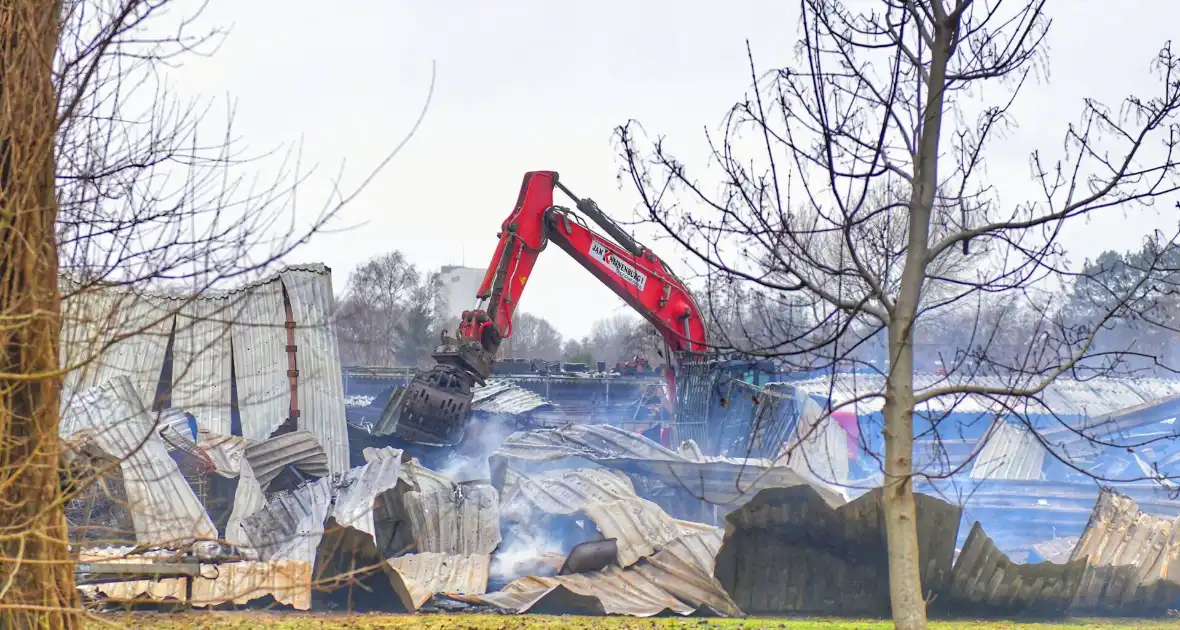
60,372,1180,618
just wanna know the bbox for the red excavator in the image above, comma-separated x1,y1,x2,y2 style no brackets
381,171,708,445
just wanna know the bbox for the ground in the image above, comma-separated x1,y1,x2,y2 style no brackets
90,613,1178,629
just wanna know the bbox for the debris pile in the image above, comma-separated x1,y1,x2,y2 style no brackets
60,374,1180,617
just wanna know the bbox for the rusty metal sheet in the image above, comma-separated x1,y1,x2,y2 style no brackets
1068,489,1180,615
714,485,961,616
386,552,490,612
60,376,217,547
78,554,312,610
943,522,1086,617
491,424,846,509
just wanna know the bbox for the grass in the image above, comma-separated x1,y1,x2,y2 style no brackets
87,612,1179,629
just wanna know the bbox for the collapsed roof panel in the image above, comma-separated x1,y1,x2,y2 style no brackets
393,460,501,556
491,424,847,509
61,375,217,546
387,552,490,613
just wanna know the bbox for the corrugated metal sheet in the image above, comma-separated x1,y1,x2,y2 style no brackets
230,277,290,441
472,380,551,415
386,552,490,612
501,467,715,568
226,459,265,549
456,568,695,616
970,419,1046,481
1033,537,1081,564
280,267,349,474
943,522,1086,616
196,430,251,476
244,430,330,490
60,285,174,414
490,424,846,509
172,296,236,436
790,372,1180,418
60,376,217,546
393,461,501,555
243,474,334,563
1068,489,1180,614
78,550,312,610
452,531,733,617
714,485,961,616
242,455,404,563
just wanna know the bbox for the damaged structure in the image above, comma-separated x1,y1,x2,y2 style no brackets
57,265,1180,618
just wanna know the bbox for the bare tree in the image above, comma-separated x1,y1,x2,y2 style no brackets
0,4,77,627
618,1,1180,627
336,251,447,367
0,1,431,624
502,312,564,361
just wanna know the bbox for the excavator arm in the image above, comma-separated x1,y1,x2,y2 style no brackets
381,171,707,446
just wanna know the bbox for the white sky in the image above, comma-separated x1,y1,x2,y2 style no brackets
156,0,1178,339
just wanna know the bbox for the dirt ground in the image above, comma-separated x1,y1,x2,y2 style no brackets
87,612,1180,629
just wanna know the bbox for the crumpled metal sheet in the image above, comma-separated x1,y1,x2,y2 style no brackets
970,419,1046,481
245,430,331,490
1068,489,1180,615
243,455,404,563
943,522,1087,617
392,460,501,555
60,376,217,546
226,459,265,550
502,467,716,568
386,552,490,612
472,380,551,415
491,424,846,509
195,430,251,476
450,531,734,617
714,485,961,616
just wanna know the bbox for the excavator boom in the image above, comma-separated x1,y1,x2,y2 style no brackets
380,171,707,445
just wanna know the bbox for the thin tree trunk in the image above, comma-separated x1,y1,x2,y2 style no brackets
883,15,955,630
0,2,77,629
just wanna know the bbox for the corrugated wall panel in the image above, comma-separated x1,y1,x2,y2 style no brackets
172,296,236,435
231,278,290,440
281,268,348,474
61,376,217,545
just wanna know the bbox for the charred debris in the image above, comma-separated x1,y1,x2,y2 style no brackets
58,265,1180,617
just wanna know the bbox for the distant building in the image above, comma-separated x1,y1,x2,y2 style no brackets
439,265,523,322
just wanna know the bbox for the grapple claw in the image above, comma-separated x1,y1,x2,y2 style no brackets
379,363,477,446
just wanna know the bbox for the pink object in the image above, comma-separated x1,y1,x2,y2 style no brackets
831,410,859,459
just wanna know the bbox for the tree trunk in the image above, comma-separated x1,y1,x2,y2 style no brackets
0,3,77,629
883,13,956,630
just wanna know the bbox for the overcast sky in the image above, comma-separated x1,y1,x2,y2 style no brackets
157,0,1178,339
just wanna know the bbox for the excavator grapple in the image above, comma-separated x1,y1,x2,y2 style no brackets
379,170,708,446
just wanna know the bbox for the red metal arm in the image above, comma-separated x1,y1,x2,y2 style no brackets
458,170,708,359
